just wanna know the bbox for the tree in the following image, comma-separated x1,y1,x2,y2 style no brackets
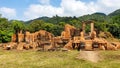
0,30,13,43
28,20,45,32
43,23,55,32
11,20,25,34
10,20,25,42
95,21,108,32
111,15,120,24
0,17,10,30
69,19,81,28
108,23,120,38
0,17,13,43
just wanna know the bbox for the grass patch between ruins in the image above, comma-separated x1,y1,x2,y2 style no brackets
0,49,120,68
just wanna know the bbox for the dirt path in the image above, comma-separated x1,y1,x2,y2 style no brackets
76,51,101,63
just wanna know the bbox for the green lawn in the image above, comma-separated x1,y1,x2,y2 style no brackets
0,49,120,68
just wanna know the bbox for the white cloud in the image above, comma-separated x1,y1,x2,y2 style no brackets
98,0,120,7
24,4,63,20
61,0,96,16
0,7,16,19
39,0,50,5
24,0,120,20
96,0,120,14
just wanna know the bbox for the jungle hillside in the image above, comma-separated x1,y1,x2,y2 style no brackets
0,9,120,43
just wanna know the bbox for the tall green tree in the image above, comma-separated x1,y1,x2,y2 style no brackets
28,20,45,32
0,17,13,43
11,20,25,34
10,20,25,42
0,17,10,30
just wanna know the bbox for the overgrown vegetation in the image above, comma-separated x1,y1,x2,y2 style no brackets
0,9,120,43
0,49,120,68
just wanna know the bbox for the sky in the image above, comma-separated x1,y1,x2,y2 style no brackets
0,0,120,21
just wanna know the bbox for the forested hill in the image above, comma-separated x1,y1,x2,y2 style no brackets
26,12,107,24
108,9,120,17
26,9,120,24
0,9,120,43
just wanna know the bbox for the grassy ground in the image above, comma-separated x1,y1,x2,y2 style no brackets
0,49,120,68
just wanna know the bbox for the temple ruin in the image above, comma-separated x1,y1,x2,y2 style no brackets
0,20,120,51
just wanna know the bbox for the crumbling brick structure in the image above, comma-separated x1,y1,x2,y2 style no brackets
61,24,76,39
11,30,54,50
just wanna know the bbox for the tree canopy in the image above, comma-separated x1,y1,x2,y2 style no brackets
0,9,120,43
